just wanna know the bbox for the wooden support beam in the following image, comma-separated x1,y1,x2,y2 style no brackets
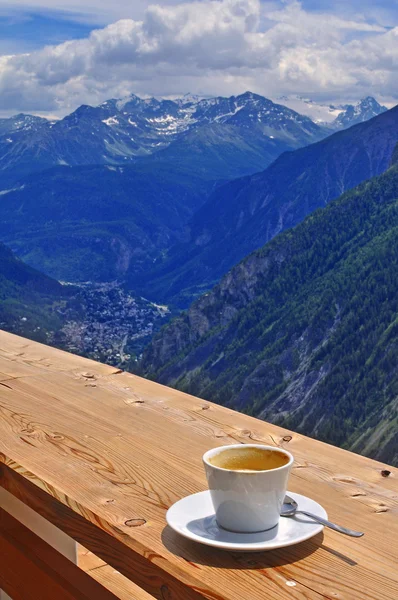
0,507,132,600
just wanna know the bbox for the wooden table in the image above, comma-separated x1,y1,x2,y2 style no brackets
0,330,397,600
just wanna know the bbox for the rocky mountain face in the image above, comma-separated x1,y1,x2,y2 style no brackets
136,105,398,307
0,113,47,135
140,157,398,466
144,123,289,183
0,163,210,282
0,92,328,187
278,95,388,129
333,97,388,130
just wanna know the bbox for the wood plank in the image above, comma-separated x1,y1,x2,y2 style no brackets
0,329,398,600
0,330,116,379
78,546,155,599
88,565,156,600
0,507,122,600
1,379,396,600
78,545,107,572
13,369,397,538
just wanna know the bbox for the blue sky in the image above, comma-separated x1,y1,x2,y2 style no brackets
0,0,397,117
0,11,93,53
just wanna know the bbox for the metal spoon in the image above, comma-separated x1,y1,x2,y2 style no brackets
281,495,364,537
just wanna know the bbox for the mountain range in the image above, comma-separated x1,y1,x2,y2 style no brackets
0,93,386,189
135,104,398,307
0,92,388,287
0,90,337,282
0,92,329,188
141,149,398,466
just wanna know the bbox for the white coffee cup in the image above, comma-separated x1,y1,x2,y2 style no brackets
203,444,293,533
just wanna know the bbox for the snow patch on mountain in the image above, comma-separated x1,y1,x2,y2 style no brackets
277,96,344,124
0,184,25,196
102,116,119,126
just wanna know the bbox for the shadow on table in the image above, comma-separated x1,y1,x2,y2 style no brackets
162,526,357,569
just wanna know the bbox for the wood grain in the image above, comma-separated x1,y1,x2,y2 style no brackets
0,329,397,600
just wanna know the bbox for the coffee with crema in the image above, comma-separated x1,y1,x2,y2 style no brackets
208,446,289,472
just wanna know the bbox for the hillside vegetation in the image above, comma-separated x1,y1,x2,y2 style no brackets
0,242,71,342
141,158,398,466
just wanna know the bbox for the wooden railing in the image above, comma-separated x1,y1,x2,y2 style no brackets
0,330,397,600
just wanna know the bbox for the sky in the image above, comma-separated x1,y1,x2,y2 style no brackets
0,0,397,117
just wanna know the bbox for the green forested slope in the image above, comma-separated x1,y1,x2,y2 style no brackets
141,160,398,466
0,243,71,342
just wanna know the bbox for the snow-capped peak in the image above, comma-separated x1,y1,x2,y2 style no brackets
333,97,387,130
276,95,388,129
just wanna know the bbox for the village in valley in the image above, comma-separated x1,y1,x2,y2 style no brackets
53,282,170,368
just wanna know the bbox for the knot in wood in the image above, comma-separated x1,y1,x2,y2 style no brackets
381,470,391,478
81,372,96,379
240,429,252,437
282,435,292,442
375,506,389,513
124,518,146,527
160,584,172,600
49,433,64,441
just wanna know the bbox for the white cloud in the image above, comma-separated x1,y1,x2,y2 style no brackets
0,0,397,116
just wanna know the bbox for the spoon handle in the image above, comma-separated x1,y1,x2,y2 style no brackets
297,510,364,537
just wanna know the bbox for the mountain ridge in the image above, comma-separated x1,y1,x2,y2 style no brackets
0,91,329,187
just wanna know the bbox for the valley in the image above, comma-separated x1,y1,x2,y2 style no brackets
0,241,170,367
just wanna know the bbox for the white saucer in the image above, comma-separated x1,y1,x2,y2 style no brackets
166,491,327,552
